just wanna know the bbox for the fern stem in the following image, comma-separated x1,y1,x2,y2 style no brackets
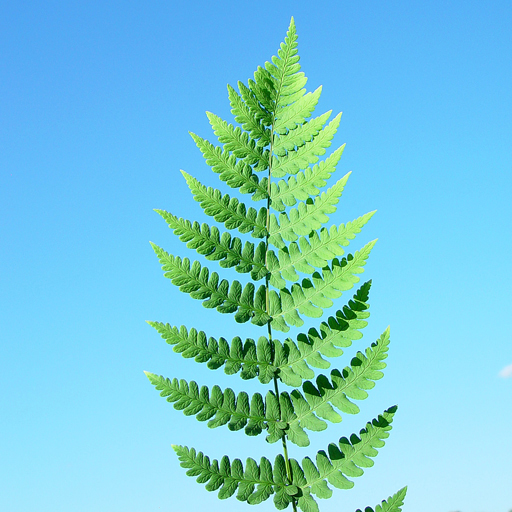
265,85,298,512
273,375,296,494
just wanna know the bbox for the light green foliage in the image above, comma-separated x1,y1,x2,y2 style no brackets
145,17,406,512
355,486,408,512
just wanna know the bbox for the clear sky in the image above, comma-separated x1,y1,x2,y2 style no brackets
1,2,511,512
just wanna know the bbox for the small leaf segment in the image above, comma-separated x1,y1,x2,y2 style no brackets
146,17,406,512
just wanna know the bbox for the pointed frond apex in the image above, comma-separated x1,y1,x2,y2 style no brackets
263,16,305,116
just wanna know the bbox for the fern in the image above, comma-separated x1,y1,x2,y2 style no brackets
145,17,407,512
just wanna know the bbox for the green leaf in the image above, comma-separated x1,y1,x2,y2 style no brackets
270,242,376,332
300,406,398,498
237,80,273,127
269,211,375,288
150,243,270,326
190,131,268,197
272,112,341,178
249,67,276,114
172,446,290,505
355,487,408,512
227,83,271,146
287,421,310,447
269,145,345,212
181,171,267,238
147,323,259,378
273,488,293,510
274,87,322,136
206,111,270,171
146,372,326,441
273,111,332,157
286,328,390,432
268,172,351,247
297,493,320,512
156,210,268,279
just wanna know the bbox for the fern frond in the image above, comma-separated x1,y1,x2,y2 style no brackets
273,111,332,157
206,112,270,172
301,406,397,498
227,84,271,147
145,372,282,437
151,243,270,325
268,212,375,289
146,323,273,382
173,446,306,510
268,173,350,248
356,487,408,512
271,113,341,179
268,145,345,212
148,282,370,388
277,282,371,386
249,66,276,114
237,80,273,126
173,446,279,505
181,171,268,238
269,241,375,332
147,18,405,512
288,329,390,431
189,132,268,198
171,407,397,508
265,16,305,113
274,87,322,136
155,210,267,280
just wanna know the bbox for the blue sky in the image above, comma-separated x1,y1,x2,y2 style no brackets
1,1,511,512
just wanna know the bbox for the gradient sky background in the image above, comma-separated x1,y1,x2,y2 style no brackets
1,1,511,512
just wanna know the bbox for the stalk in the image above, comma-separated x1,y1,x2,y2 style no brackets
266,120,298,512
